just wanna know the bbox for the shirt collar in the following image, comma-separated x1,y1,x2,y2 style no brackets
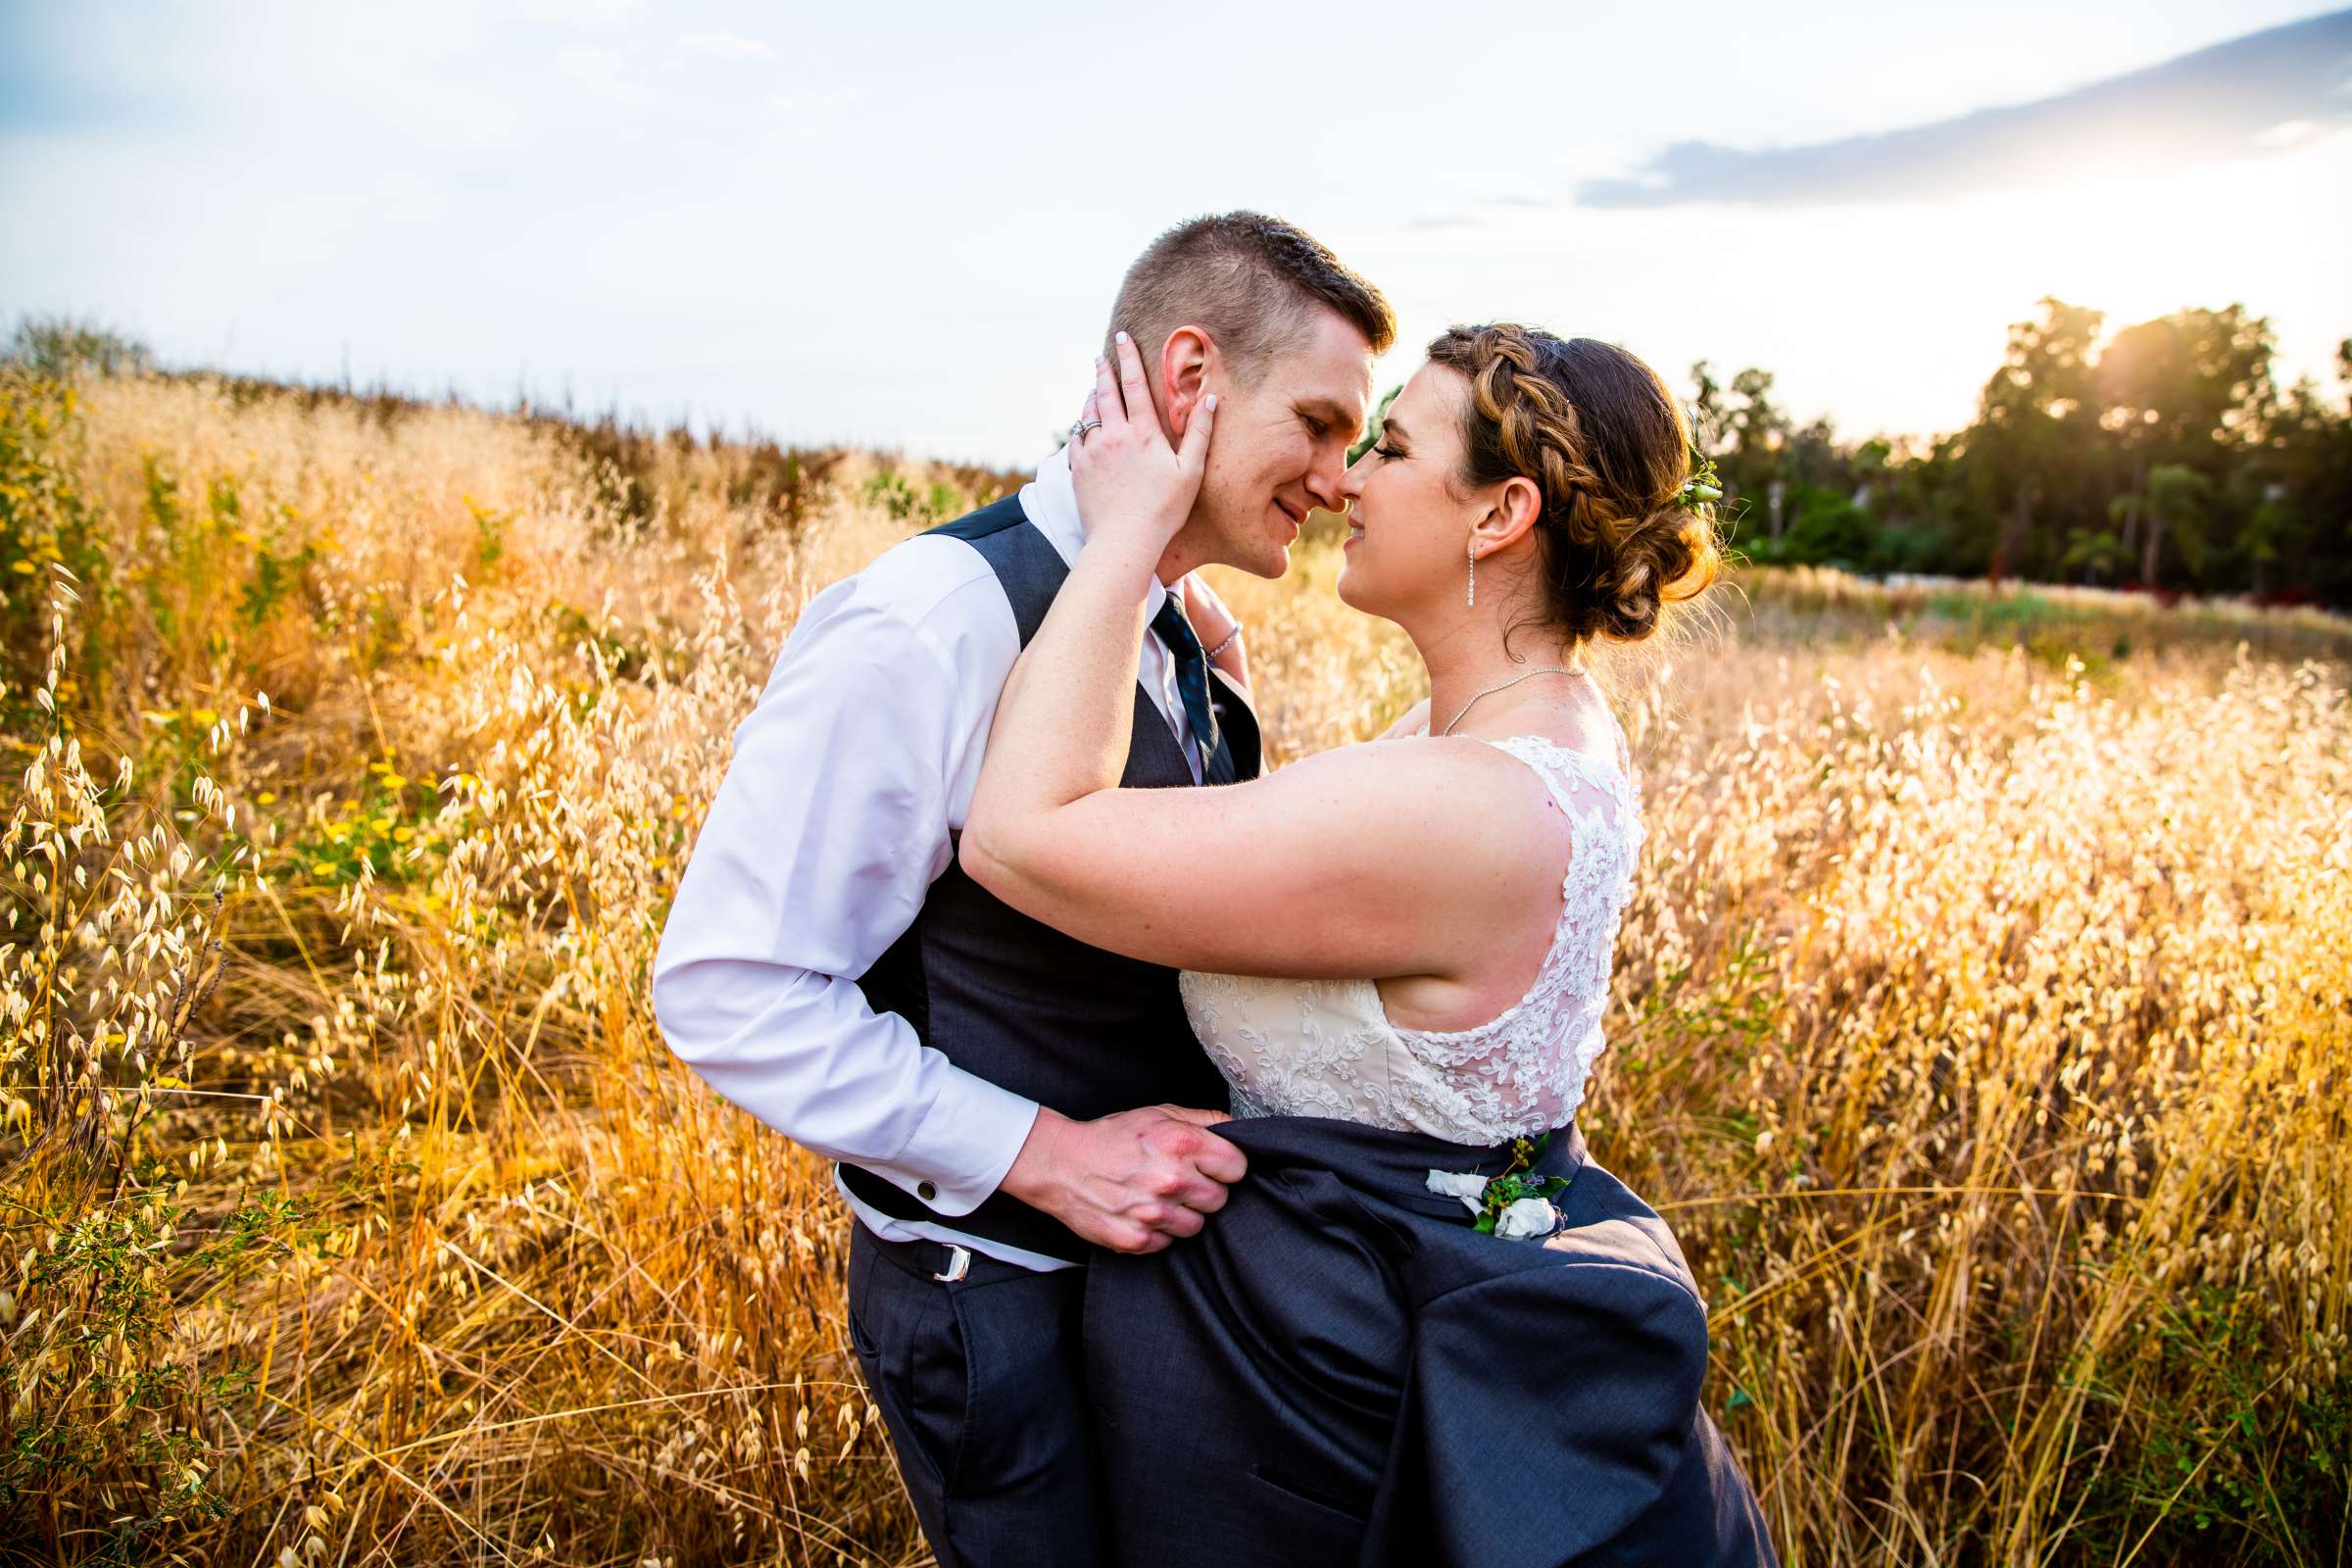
1019,443,1176,621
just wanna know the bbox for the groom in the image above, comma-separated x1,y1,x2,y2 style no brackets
652,212,1393,1564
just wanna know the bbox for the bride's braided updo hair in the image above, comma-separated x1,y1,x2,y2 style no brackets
1427,324,1720,646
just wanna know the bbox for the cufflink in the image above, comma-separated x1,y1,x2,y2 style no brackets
916,1180,937,1201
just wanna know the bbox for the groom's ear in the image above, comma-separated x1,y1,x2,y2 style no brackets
1158,325,1214,438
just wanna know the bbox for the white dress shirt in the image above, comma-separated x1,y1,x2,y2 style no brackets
651,445,1202,1272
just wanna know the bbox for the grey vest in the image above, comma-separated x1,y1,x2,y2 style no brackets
838,495,1261,1262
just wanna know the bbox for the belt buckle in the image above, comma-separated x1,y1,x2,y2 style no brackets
931,1244,972,1284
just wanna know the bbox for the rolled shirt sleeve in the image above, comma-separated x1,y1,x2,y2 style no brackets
651,549,1038,1215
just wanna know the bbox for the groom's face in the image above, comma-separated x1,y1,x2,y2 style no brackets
1190,306,1375,578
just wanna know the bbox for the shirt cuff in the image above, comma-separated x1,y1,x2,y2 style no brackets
861,1067,1041,1217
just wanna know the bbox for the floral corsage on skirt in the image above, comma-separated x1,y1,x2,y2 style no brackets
1426,1132,1575,1241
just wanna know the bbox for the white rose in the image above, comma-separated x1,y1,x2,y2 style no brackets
1495,1197,1558,1240
1425,1169,1489,1215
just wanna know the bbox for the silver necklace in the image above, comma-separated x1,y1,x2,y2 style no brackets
1440,666,1585,736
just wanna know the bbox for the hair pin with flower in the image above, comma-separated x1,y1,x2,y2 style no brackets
1681,448,1724,509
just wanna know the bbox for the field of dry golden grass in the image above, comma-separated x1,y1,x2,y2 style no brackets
3,368,2348,1565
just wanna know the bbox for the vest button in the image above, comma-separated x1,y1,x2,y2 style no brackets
916,1180,938,1201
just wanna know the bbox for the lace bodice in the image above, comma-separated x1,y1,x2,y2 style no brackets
1179,726,1645,1146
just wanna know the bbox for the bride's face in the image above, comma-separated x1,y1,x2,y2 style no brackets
1335,364,1479,620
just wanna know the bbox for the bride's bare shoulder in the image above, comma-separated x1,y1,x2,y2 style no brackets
1290,728,1581,833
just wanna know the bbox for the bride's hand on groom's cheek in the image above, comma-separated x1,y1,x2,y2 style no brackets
1000,1102,1246,1254
1069,330,1216,557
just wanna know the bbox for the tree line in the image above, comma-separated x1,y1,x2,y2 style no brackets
1687,299,2352,607
13,309,2351,608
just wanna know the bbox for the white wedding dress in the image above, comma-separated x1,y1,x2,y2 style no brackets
1178,714,1645,1146
1098,706,1779,1564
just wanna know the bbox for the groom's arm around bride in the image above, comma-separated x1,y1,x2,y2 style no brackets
643,484,1247,1259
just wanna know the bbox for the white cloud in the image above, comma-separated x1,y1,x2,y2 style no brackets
553,43,628,82
677,29,776,62
514,0,646,24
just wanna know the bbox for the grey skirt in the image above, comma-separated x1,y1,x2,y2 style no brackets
1083,1115,1778,1567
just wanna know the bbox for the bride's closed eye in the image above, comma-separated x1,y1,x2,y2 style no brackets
1373,441,1405,462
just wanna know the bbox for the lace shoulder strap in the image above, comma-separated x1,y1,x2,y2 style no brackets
1411,714,1642,829
1481,734,1633,813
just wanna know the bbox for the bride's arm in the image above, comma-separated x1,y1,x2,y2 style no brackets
964,731,1535,980
1181,570,1250,697
961,340,1544,983
964,338,1210,886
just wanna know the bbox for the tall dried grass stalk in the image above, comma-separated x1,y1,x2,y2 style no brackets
3,370,2346,1564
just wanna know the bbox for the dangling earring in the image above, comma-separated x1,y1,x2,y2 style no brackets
1466,542,1478,608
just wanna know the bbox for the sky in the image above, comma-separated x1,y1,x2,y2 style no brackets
3,1,2348,466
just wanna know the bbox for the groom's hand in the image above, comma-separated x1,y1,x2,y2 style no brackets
1000,1104,1247,1254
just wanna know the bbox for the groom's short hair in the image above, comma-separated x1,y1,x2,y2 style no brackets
1107,212,1394,382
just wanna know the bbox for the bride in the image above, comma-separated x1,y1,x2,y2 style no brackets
959,324,1775,1564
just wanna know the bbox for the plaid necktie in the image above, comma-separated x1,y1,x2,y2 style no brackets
1151,596,1237,785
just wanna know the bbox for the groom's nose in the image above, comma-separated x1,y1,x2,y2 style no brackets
1300,450,1348,514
